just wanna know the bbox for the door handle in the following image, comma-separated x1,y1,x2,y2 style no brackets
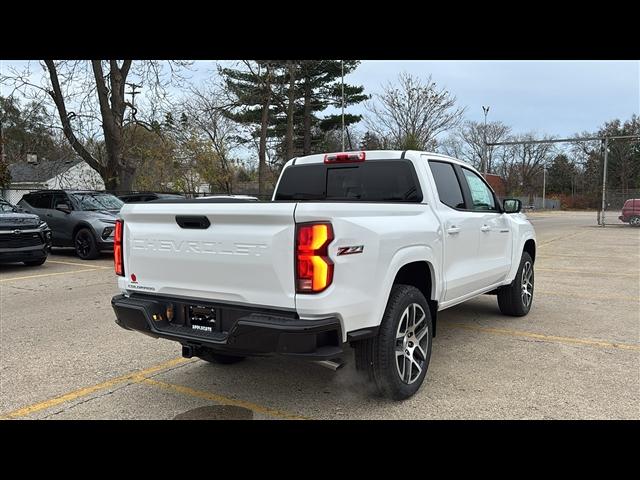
46,213,52,217
447,226,461,235
481,225,491,232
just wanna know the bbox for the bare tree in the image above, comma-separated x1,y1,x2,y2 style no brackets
181,83,247,193
364,72,465,150
1,60,191,191
493,134,557,197
441,120,511,172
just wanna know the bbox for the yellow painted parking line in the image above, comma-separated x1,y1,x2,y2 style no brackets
448,324,640,352
48,260,109,269
536,289,640,303
141,378,309,420
536,267,638,278
0,357,189,419
0,268,104,283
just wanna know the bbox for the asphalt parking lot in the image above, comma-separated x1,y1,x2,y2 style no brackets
1,211,638,420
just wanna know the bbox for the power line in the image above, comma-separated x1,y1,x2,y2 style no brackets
487,134,639,147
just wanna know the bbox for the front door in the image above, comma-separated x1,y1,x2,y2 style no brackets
47,192,74,245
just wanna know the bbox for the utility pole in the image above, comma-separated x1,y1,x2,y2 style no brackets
126,82,142,120
482,106,490,176
0,119,4,164
542,165,546,209
341,60,345,152
600,137,609,227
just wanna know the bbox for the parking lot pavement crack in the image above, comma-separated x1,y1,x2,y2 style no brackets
3,285,41,293
39,360,198,419
42,380,136,419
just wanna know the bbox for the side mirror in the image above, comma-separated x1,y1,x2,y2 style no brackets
56,203,72,214
503,198,522,214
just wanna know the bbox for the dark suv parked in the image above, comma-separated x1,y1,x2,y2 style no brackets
0,197,52,266
18,190,123,260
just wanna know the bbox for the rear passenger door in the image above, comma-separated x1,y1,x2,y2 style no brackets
426,160,486,302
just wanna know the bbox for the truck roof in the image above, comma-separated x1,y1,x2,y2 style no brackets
289,150,474,170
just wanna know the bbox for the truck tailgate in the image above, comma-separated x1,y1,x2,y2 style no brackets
119,202,296,309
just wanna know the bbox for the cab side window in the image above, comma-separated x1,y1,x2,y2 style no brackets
461,168,497,211
428,161,466,209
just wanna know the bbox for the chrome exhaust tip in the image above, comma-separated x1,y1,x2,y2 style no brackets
314,360,344,371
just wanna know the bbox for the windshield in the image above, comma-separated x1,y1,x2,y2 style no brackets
0,199,17,212
71,193,124,211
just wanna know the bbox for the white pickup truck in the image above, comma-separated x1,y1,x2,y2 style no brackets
111,150,536,399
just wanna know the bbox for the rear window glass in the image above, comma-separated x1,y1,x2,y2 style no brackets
24,194,51,209
274,160,422,202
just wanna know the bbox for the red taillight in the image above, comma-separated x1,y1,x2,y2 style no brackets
296,222,334,293
114,219,124,276
324,151,366,164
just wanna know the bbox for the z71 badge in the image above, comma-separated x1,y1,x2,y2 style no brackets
337,245,364,256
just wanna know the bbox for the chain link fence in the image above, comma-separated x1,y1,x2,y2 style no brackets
599,188,640,226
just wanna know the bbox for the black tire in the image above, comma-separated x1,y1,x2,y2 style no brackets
23,257,47,266
354,284,433,400
74,228,99,260
629,216,640,227
497,251,534,316
198,350,246,365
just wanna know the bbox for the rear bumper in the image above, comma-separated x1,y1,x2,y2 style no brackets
111,294,343,360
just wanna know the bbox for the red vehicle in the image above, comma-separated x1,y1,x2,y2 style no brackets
619,199,640,226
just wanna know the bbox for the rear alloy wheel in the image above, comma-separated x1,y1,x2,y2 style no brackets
74,228,100,260
354,284,433,400
394,303,430,385
629,216,640,227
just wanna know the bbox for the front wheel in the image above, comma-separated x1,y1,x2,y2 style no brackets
354,284,433,400
497,251,534,316
74,228,99,260
629,216,640,227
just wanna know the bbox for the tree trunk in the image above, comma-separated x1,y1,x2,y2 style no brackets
44,60,135,192
258,66,272,196
303,78,312,155
285,61,296,161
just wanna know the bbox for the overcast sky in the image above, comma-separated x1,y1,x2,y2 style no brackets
2,60,638,138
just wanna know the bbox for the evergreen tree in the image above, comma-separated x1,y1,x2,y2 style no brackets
219,61,286,195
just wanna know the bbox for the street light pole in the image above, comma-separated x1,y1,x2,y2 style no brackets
542,165,546,210
341,60,345,152
600,137,609,227
482,106,490,176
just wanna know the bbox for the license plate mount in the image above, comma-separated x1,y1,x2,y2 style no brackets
188,304,217,333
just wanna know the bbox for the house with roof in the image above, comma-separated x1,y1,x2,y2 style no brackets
1,156,104,204
483,173,507,198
